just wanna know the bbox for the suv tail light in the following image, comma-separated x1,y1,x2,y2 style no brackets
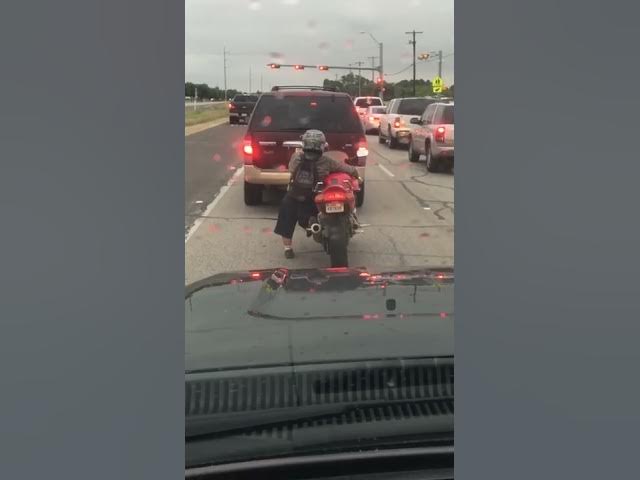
435,126,446,143
394,117,401,128
243,136,255,163
356,136,368,166
228,102,236,110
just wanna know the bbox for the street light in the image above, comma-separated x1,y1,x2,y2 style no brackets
360,31,384,95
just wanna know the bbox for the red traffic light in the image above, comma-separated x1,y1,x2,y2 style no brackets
376,77,383,84
268,63,281,69
294,64,304,70
318,65,329,71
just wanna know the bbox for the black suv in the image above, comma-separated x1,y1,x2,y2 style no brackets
228,94,259,124
242,86,368,206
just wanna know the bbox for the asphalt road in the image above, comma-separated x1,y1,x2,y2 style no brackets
185,123,454,285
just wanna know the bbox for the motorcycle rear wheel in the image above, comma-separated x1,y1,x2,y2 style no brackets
328,234,349,267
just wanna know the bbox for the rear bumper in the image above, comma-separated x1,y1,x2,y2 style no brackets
244,165,367,185
434,146,454,157
394,129,412,144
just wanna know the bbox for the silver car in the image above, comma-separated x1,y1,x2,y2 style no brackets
361,105,386,134
409,102,454,172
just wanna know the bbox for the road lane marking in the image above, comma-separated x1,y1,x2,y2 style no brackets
185,166,244,243
378,164,395,177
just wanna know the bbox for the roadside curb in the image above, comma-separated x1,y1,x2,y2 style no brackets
185,117,228,137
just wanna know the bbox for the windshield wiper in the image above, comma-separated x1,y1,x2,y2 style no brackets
186,397,453,439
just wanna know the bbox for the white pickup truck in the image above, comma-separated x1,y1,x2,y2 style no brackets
378,97,442,149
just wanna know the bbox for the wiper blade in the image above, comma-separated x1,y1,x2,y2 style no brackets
186,397,453,439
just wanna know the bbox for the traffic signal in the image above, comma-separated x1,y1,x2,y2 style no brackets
294,64,304,70
268,63,281,69
318,65,329,71
376,77,383,84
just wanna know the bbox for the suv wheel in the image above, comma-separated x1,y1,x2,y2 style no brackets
425,143,439,173
229,117,237,125
378,128,386,144
408,140,420,162
355,182,365,207
244,182,263,205
388,128,398,149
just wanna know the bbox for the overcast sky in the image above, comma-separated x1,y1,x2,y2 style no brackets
186,0,454,92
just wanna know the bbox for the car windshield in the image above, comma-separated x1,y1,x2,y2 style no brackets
249,94,362,133
185,0,454,471
355,97,382,107
398,98,433,116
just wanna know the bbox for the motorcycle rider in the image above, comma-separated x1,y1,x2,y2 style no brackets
274,129,362,259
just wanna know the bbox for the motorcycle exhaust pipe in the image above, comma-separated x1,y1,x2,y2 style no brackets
309,223,322,234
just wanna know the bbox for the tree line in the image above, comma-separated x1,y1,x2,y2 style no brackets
185,75,453,101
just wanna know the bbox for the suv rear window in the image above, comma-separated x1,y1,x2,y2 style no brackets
355,97,383,108
397,98,433,116
439,105,454,124
370,106,386,114
250,94,363,133
234,95,258,102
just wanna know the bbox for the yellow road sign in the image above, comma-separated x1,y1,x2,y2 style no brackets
432,76,443,93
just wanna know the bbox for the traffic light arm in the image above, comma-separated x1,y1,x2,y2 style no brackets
266,64,380,71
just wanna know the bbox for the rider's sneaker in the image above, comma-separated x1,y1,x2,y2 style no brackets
284,247,295,259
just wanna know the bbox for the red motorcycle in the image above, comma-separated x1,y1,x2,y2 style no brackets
308,170,362,268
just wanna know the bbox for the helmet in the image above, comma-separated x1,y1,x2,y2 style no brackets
301,129,327,153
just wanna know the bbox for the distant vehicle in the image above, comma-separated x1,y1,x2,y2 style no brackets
229,94,259,124
353,96,384,119
409,102,455,172
361,106,386,134
379,97,441,149
242,86,368,207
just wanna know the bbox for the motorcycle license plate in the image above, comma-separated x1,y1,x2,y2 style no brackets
326,202,344,213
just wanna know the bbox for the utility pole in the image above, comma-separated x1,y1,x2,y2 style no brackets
260,73,263,92
352,60,365,96
405,30,423,96
223,46,228,101
437,50,443,78
367,56,377,83
249,66,252,93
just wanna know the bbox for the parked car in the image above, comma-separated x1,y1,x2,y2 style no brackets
379,97,441,149
242,86,369,207
409,102,454,172
229,94,259,124
353,96,384,120
362,105,386,134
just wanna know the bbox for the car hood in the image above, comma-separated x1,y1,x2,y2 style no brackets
186,266,454,373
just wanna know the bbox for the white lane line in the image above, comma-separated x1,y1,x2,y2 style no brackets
378,164,395,178
185,166,244,244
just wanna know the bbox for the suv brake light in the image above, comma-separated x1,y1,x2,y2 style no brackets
394,117,401,128
356,136,368,165
243,136,254,163
435,126,446,143
229,102,236,110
